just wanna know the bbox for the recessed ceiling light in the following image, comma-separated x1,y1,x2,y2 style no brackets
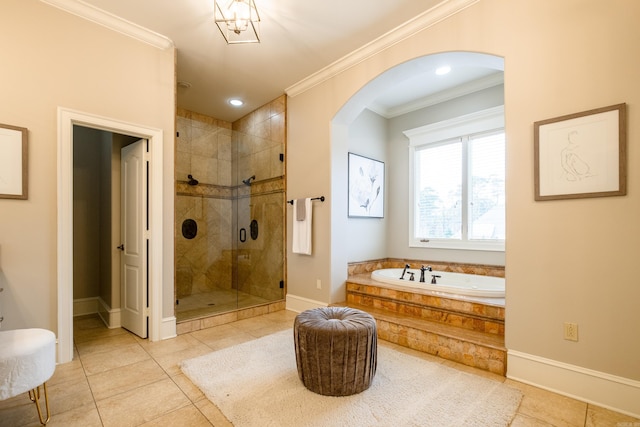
435,66,451,75
229,99,244,107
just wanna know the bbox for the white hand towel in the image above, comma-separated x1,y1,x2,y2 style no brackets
292,198,312,255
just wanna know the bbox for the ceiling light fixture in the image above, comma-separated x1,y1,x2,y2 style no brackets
229,99,244,107
214,0,260,44
435,65,452,75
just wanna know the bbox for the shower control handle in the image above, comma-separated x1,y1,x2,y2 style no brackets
239,228,246,242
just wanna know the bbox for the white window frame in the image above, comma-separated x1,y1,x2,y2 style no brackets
403,105,505,252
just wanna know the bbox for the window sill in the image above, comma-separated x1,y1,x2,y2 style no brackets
410,239,505,252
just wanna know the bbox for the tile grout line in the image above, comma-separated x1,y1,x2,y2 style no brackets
146,331,218,426
75,341,106,427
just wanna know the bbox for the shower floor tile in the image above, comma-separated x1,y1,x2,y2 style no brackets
175,288,270,321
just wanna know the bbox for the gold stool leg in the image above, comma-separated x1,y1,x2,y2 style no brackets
28,382,51,425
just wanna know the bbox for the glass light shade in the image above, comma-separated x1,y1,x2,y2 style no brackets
214,0,260,44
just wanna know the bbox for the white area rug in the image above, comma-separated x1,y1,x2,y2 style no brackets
180,330,522,426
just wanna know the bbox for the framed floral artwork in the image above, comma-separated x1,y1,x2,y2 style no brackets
348,152,384,218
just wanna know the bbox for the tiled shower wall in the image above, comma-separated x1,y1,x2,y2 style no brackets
175,111,234,299
175,95,286,306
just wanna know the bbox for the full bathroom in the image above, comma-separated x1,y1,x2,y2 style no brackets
174,96,287,322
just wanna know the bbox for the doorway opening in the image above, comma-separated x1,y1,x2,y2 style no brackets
57,108,167,364
73,127,151,339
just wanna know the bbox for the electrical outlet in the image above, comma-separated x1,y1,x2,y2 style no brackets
316,279,321,290
564,322,578,341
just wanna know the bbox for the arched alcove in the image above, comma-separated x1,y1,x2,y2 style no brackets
330,51,504,302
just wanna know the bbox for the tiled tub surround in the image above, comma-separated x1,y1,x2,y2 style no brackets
344,259,506,375
175,97,286,322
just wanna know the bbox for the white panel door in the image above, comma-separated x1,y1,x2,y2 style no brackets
120,139,148,338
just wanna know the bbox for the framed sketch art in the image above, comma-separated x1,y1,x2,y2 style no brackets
348,152,384,218
534,103,626,201
0,123,28,200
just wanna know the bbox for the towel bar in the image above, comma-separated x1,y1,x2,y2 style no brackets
287,196,325,205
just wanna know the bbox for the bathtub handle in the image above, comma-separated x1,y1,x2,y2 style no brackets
431,275,441,285
419,265,432,282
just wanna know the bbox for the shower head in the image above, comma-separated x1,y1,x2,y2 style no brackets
187,174,199,186
242,175,256,186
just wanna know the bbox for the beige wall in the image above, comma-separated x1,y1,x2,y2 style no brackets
0,1,175,331
287,0,640,393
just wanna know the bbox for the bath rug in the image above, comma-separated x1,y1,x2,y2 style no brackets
180,329,522,427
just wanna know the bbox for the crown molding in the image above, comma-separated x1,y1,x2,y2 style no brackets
370,72,504,119
285,0,480,98
40,0,174,50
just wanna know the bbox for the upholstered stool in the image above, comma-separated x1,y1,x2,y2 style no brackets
0,328,56,425
294,307,377,396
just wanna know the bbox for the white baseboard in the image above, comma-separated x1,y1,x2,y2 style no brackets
73,297,122,329
285,294,327,313
161,316,177,340
73,297,98,316
507,350,640,418
97,298,121,329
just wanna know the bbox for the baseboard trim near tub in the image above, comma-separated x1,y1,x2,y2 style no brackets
285,294,328,313
507,350,640,418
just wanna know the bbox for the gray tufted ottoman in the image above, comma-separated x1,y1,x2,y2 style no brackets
294,307,377,396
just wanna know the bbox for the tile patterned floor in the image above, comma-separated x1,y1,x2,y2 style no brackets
1,311,638,426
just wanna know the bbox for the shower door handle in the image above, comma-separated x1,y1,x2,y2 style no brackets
239,228,247,242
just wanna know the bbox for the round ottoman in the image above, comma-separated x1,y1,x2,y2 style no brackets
0,328,56,425
294,307,377,396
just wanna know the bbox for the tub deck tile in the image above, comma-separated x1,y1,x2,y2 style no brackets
341,275,507,376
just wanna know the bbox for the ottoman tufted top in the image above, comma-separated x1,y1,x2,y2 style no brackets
294,306,375,329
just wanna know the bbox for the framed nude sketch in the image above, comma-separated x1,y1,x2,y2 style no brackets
534,103,626,201
0,123,28,200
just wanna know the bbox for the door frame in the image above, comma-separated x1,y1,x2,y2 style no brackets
57,107,164,363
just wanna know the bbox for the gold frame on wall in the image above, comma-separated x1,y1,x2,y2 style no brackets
0,123,28,200
534,103,626,201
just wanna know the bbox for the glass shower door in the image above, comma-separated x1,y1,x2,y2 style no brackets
233,128,285,310
175,96,286,322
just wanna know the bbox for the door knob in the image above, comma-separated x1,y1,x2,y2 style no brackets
117,244,124,251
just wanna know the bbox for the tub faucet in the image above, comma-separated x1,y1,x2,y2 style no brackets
419,265,432,283
399,264,411,280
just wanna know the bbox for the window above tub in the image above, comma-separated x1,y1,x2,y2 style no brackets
404,106,505,252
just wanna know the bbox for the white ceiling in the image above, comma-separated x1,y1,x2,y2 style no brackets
49,0,503,122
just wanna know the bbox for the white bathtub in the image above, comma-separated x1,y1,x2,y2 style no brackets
371,268,504,298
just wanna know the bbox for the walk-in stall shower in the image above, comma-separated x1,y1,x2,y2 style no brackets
175,106,285,321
